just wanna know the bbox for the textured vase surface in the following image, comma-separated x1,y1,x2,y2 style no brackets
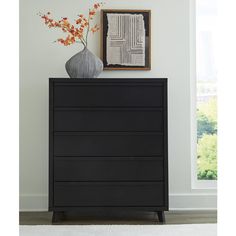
65,47,103,78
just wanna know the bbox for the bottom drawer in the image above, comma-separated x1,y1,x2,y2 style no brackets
54,182,164,207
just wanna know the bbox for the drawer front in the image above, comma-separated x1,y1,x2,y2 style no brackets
54,84,164,107
54,133,164,156
54,110,163,132
54,158,164,181
54,182,164,206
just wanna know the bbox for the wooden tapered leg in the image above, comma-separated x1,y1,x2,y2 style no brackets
157,211,165,223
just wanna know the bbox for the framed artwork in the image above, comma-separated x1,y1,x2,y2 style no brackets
101,10,151,70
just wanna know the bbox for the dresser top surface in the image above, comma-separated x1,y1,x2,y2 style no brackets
49,78,167,83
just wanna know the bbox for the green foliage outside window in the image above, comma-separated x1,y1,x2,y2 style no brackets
197,97,217,180
197,112,216,139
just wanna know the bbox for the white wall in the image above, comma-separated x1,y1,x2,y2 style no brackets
20,0,216,211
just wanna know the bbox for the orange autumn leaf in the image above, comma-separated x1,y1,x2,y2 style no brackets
76,18,82,24
89,10,96,16
94,3,100,9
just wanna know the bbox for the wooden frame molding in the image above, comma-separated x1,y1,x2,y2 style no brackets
101,9,151,70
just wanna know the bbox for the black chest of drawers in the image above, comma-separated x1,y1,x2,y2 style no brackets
49,78,168,223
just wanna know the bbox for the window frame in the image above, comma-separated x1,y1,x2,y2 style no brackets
190,0,217,190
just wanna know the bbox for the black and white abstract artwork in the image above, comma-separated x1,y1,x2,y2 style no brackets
102,10,151,70
106,13,145,66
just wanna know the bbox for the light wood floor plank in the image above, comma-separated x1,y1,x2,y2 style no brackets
19,211,217,225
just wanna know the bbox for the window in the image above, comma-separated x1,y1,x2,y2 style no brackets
196,0,217,181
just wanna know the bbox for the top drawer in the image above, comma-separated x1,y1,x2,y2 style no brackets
53,83,164,107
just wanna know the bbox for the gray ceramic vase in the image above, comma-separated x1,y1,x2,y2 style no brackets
65,47,103,78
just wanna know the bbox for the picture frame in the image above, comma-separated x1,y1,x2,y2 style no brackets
101,9,151,70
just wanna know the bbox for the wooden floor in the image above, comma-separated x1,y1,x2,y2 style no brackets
20,210,217,225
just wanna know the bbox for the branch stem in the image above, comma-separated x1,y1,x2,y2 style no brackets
85,10,91,46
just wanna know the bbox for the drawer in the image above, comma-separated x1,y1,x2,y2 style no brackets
54,158,164,181
53,84,164,107
54,182,164,206
54,133,164,156
54,109,163,132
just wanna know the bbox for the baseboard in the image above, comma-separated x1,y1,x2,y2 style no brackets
169,193,217,210
20,193,217,212
20,194,48,212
